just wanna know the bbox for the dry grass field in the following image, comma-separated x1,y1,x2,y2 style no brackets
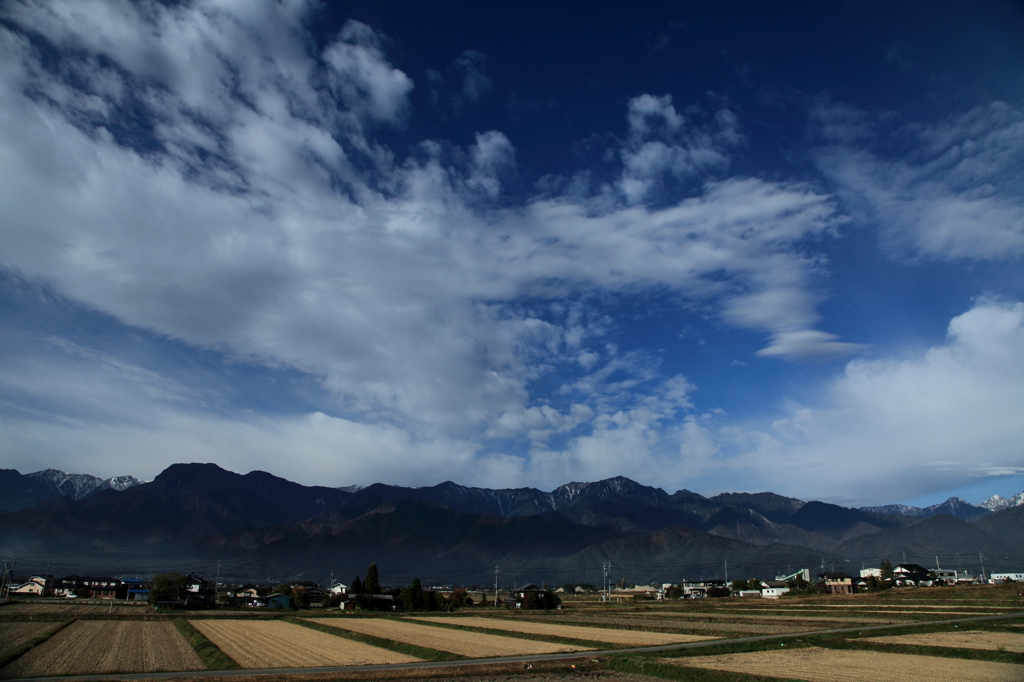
863,630,1024,652
0,620,204,679
411,616,712,646
308,618,589,658
663,646,1024,682
0,622,63,659
189,619,421,668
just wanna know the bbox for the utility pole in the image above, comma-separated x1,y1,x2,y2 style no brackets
936,556,940,571
980,553,986,583
724,560,728,584
494,566,500,607
0,558,16,601
602,562,612,602
902,550,906,564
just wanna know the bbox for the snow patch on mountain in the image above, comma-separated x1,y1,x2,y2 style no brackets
26,469,143,500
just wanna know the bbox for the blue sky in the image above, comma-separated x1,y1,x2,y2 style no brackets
1,0,1023,507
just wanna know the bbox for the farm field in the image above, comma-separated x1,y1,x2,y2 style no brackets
863,630,1024,652
0,622,63,659
0,621,204,679
307,618,589,657
0,601,145,615
189,620,420,668
411,616,713,646
662,646,1024,682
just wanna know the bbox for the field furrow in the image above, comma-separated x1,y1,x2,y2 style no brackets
189,619,419,668
308,618,589,657
664,646,1024,682
0,621,204,678
412,616,712,645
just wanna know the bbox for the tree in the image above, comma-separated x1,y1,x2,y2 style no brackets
291,585,310,609
149,572,188,605
271,583,293,597
747,578,764,591
351,575,363,595
364,563,380,595
400,578,424,611
880,560,894,581
730,579,748,591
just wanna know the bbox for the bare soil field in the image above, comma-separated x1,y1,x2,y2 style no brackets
0,620,204,679
663,646,1024,682
308,618,589,658
411,616,712,646
0,622,62,658
189,619,421,668
863,630,1024,652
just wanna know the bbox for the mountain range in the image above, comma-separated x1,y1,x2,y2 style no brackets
1,463,1021,585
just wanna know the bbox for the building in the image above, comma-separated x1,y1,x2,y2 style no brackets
991,573,1024,583
760,580,790,599
267,593,293,609
820,572,855,594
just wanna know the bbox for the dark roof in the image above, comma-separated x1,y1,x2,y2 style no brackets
820,572,854,580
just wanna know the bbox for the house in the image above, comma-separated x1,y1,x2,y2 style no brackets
860,568,882,578
52,576,124,599
760,580,790,599
681,580,725,598
820,572,855,594
894,563,930,575
12,576,48,595
329,582,349,595
183,573,216,607
267,593,293,609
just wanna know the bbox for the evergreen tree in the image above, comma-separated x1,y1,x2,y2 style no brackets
351,575,363,594
364,563,380,594
880,560,894,581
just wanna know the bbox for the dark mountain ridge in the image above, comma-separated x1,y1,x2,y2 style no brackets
2,463,1021,582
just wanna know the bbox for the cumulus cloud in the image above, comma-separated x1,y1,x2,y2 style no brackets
0,0,868,484
726,300,1024,504
813,101,1024,261
618,94,745,204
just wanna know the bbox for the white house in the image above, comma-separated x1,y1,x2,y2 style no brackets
760,580,790,599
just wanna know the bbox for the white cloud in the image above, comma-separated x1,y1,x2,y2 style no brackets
0,1,866,482
813,101,1024,261
725,300,1024,504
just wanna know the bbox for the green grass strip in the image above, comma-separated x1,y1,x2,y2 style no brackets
0,619,73,669
289,617,462,662
173,617,241,670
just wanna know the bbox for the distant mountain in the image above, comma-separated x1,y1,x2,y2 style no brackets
979,491,1024,512
859,496,991,522
0,468,143,512
4,462,1023,582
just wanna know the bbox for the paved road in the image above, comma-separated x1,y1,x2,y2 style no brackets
10,610,1024,682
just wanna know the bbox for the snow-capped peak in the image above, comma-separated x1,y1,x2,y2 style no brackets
980,491,1024,511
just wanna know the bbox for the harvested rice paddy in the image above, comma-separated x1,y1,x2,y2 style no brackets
664,646,1024,682
307,618,589,658
0,621,203,679
863,629,1024,652
189,619,419,668
0,622,63,659
411,616,713,646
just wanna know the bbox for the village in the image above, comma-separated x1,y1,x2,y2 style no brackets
5,561,1022,611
